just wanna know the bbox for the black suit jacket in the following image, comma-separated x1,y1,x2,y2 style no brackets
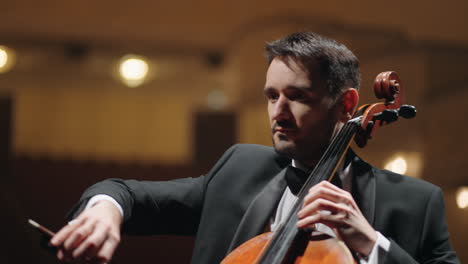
69,144,459,263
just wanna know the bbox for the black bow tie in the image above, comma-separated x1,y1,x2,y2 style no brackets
285,165,343,195
285,165,309,195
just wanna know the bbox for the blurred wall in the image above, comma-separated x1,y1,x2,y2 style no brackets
1,1,467,263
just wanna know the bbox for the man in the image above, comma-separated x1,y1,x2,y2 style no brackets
51,32,459,263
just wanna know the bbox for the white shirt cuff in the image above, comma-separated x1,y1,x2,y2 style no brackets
85,194,124,217
359,231,390,264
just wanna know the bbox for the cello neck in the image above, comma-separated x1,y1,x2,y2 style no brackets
257,118,361,263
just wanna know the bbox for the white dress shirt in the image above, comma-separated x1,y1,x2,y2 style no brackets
269,160,390,263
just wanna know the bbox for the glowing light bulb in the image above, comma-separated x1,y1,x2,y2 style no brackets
118,55,149,87
456,187,468,209
384,156,407,174
0,49,7,68
0,46,15,74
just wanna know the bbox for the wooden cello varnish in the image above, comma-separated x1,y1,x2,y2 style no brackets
222,232,355,263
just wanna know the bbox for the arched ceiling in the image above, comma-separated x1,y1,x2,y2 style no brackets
1,0,467,49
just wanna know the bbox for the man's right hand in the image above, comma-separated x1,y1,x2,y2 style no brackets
50,200,123,264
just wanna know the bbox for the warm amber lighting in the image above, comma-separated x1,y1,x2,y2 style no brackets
456,187,468,209
118,55,149,87
206,90,227,110
0,50,7,68
383,152,423,177
0,45,15,74
384,156,407,175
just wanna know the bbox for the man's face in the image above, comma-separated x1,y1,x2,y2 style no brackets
264,56,341,166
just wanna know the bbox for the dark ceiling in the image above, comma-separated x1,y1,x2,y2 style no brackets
1,0,467,49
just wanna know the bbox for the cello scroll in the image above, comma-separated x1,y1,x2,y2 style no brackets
355,71,416,147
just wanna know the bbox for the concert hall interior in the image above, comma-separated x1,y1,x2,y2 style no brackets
1,1,467,263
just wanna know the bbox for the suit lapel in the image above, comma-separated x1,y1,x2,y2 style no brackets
351,154,376,226
227,167,287,253
226,151,377,254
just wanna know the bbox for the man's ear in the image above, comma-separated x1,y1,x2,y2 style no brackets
338,88,359,121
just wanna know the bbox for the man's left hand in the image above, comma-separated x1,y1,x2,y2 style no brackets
297,180,377,257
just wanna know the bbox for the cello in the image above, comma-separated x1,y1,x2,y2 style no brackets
222,71,417,263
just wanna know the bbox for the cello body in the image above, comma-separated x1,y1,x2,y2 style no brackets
222,232,356,264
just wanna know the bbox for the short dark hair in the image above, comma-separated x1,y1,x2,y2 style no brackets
265,32,360,98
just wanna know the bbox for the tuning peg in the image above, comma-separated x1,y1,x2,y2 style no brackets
365,121,374,136
373,109,399,123
398,105,417,119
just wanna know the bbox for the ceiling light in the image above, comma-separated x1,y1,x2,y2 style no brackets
0,45,15,74
118,55,149,87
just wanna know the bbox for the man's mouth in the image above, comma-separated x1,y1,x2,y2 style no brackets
272,122,298,134
274,127,296,133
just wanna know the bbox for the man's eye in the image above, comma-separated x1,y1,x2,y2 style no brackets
265,92,279,101
289,92,307,101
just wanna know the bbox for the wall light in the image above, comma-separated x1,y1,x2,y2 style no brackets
383,152,423,177
0,45,16,74
206,90,228,110
118,55,150,87
456,187,468,209
384,156,407,175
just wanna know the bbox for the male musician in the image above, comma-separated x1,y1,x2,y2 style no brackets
51,32,459,264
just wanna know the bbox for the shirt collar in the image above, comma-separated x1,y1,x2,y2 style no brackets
291,156,353,192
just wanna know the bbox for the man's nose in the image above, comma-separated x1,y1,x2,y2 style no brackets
272,95,292,120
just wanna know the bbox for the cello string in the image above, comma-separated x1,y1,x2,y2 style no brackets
320,121,357,185
262,122,356,262
297,120,357,199
258,120,359,263
264,120,358,263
